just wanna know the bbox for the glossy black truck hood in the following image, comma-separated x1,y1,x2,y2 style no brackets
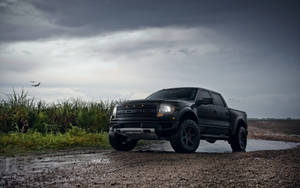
119,99,194,107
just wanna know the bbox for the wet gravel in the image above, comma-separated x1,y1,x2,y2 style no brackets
141,139,300,153
1,121,300,187
1,142,300,187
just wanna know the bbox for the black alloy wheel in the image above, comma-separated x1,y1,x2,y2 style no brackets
230,126,247,152
170,119,201,153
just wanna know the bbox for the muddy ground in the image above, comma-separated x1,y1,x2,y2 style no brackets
1,120,300,187
248,120,300,142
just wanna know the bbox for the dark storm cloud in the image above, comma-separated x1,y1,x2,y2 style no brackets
1,0,299,70
1,0,299,46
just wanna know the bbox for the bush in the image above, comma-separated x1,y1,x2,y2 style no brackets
0,90,121,133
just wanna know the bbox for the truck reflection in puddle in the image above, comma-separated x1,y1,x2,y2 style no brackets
139,139,300,153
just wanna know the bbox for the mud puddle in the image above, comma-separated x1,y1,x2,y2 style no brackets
1,139,298,176
139,139,300,153
0,152,110,176
0,139,299,187
1,139,298,177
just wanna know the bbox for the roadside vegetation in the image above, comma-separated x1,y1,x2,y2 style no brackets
0,127,111,154
0,90,120,154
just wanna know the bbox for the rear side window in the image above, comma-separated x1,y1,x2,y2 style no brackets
212,93,225,107
196,90,211,100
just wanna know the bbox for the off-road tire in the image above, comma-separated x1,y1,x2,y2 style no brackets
170,119,200,153
109,133,138,151
230,126,247,152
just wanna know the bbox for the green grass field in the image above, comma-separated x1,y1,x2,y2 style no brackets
0,126,111,155
0,90,117,155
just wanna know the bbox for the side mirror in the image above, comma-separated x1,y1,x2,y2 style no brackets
195,98,213,106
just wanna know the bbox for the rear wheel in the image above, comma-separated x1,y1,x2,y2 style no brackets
170,120,200,153
230,126,247,152
109,133,138,151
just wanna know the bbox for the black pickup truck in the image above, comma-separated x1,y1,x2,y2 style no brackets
109,87,247,153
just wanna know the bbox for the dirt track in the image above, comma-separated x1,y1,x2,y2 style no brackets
1,120,300,187
248,120,300,142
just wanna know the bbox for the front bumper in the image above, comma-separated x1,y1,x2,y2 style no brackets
110,128,158,140
109,119,179,140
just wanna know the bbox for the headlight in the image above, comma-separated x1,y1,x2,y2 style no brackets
112,106,117,117
157,104,174,117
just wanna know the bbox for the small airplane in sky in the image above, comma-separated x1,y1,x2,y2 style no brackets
29,81,41,87
32,82,41,87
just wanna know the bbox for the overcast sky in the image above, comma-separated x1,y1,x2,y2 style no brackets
0,0,299,118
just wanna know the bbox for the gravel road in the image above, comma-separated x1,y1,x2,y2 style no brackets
1,121,300,187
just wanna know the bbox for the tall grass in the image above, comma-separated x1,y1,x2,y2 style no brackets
0,90,120,133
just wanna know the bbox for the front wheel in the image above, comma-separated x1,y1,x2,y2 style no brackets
170,120,200,153
230,126,247,152
109,133,138,151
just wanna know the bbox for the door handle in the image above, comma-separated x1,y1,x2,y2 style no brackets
213,110,217,114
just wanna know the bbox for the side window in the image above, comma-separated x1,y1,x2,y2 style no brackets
212,93,225,107
196,90,210,100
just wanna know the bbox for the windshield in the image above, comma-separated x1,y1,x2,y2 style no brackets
146,88,198,100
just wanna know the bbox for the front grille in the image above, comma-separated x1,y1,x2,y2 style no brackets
116,103,157,118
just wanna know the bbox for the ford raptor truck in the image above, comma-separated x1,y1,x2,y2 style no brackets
109,87,247,153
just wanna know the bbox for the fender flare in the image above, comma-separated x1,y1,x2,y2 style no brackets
178,107,199,125
231,118,248,135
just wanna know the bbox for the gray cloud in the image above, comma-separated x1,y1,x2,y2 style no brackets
0,0,299,118
1,0,299,45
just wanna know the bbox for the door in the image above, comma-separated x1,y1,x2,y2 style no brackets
210,93,230,135
195,89,215,134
